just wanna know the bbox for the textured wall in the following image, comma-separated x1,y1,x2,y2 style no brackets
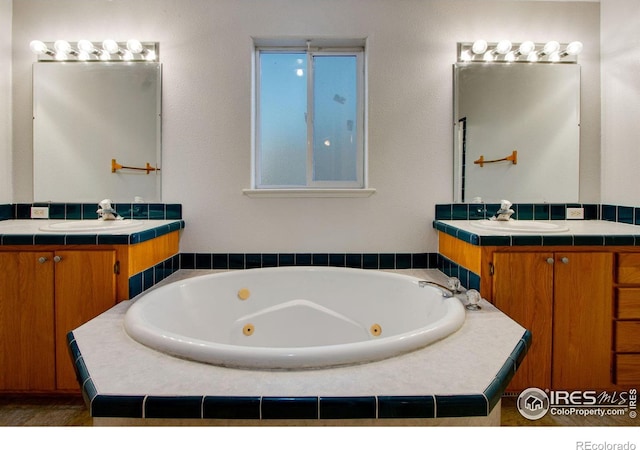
11,0,600,252
0,0,11,203
601,0,640,206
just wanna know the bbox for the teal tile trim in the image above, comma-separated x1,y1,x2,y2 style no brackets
438,255,480,291
128,254,180,299
483,330,531,411
179,252,438,270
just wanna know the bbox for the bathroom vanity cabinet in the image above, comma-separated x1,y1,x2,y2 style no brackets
492,251,612,391
0,225,181,393
437,227,640,392
0,250,115,391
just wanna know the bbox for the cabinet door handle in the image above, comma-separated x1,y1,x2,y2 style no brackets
53,255,63,263
561,257,569,264
38,256,48,264
546,257,554,264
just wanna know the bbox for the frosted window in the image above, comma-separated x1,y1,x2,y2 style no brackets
258,53,307,186
312,56,358,182
256,46,364,189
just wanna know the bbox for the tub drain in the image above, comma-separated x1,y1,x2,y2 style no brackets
370,324,382,336
243,324,255,336
238,288,251,300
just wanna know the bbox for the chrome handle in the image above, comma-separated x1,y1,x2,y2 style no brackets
38,256,48,264
53,255,63,263
561,257,569,264
546,257,554,264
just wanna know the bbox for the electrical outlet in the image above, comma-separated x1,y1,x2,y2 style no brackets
30,206,49,219
566,207,584,220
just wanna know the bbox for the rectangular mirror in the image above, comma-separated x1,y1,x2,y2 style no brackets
453,63,580,203
33,62,162,203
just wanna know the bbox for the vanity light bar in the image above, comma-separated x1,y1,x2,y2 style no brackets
458,40,583,63
29,40,159,62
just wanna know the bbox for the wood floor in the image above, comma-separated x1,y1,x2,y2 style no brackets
0,395,636,427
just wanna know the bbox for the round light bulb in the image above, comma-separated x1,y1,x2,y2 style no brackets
77,40,95,53
123,50,134,61
77,51,90,61
505,51,516,62
472,40,488,55
549,52,560,62
144,49,156,61
126,39,144,54
495,40,512,55
483,51,493,62
460,50,472,62
543,40,560,55
566,41,583,56
102,39,120,54
54,40,71,54
29,40,48,55
99,49,111,61
527,52,538,62
518,41,536,56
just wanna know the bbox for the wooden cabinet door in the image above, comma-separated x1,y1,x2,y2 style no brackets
54,250,116,391
0,252,56,391
552,252,613,390
493,252,554,391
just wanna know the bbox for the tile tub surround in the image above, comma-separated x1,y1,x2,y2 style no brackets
67,269,529,425
179,252,438,271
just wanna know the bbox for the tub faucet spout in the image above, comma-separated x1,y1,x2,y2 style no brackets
418,277,461,298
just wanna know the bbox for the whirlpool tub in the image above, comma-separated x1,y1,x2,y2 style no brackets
124,266,466,369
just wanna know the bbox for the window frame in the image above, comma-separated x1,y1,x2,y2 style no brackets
252,41,368,193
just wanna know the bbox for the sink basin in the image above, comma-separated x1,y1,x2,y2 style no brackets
470,220,569,234
39,220,144,233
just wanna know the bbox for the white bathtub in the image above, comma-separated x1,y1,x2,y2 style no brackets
124,267,466,369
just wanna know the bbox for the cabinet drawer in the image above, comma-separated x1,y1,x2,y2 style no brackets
617,253,640,284
615,321,640,352
616,288,640,319
615,354,640,385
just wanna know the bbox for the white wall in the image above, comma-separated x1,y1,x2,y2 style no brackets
0,0,11,203
11,0,600,253
601,0,640,206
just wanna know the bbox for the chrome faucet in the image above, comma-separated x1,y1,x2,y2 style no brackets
97,198,120,220
418,277,483,310
418,277,461,297
492,199,514,221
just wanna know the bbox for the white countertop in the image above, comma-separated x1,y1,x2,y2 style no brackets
0,219,181,235
437,219,640,236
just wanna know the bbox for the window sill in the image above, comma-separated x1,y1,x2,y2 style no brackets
242,188,377,198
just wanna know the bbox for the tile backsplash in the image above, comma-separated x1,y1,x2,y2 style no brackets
435,202,640,224
0,202,182,220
